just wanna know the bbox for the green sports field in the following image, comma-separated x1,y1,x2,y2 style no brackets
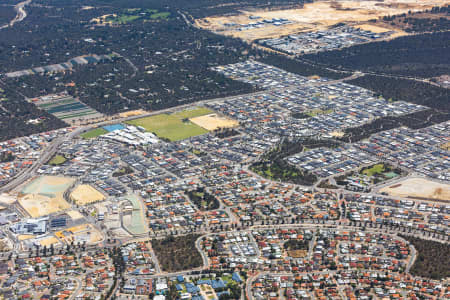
172,107,213,119
48,155,66,166
80,128,108,139
126,110,210,141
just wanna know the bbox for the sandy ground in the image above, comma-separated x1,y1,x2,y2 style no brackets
66,210,84,220
18,176,74,218
380,178,450,201
19,194,71,218
56,224,103,244
440,142,450,151
330,131,345,137
118,109,147,118
70,184,105,205
197,0,447,41
190,113,239,131
0,193,16,205
91,14,116,24
39,236,60,247
18,234,34,241
354,24,392,33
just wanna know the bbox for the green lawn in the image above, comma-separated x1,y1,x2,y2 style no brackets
172,107,213,119
126,113,208,141
48,155,66,166
362,164,386,176
150,12,170,19
80,128,108,139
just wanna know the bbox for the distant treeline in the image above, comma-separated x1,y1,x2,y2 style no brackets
258,53,351,80
340,108,450,143
0,5,15,26
303,31,450,78
346,76,450,111
381,5,450,33
37,0,310,18
340,75,450,142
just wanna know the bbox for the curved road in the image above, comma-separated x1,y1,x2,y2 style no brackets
0,0,32,30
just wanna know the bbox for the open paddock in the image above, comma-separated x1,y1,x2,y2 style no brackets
70,184,105,205
380,178,450,201
190,113,239,131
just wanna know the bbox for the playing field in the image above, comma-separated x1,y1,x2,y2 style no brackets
126,108,212,141
361,164,385,176
70,184,105,205
380,178,450,201
19,176,74,218
48,155,66,165
172,107,214,119
190,113,239,131
80,128,108,139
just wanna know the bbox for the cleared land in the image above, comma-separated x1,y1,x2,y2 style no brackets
380,178,450,201
118,109,147,118
38,236,60,247
70,184,105,205
190,113,239,131
196,0,445,41
55,224,103,244
122,194,148,235
80,128,108,139
19,176,75,218
66,210,84,220
126,108,212,141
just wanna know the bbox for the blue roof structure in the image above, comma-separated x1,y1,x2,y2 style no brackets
232,272,242,283
185,283,200,294
103,124,125,132
211,279,226,290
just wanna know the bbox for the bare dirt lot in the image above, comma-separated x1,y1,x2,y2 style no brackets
380,178,450,201
18,176,74,218
190,113,239,131
55,224,103,245
70,184,105,206
196,0,448,41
